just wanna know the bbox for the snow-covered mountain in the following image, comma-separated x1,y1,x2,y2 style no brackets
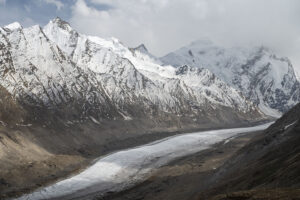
0,18,264,127
161,39,300,117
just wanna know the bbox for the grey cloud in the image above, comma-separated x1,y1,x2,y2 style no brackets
69,0,300,77
42,0,64,10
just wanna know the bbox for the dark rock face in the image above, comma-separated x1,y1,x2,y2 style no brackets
0,86,25,125
198,103,300,199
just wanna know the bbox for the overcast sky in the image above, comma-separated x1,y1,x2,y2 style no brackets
0,0,299,77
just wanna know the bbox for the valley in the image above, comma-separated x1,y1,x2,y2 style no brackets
0,17,299,200
16,123,271,200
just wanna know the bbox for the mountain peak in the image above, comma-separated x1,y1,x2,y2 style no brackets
43,18,79,56
4,22,22,31
161,39,300,116
53,17,67,24
51,17,73,32
134,44,148,53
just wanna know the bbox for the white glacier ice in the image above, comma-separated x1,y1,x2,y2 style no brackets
16,122,272,200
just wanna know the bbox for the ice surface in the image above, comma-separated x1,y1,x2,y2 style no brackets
16,123,272,200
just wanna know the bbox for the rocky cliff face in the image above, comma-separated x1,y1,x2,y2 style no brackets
161,39,300,117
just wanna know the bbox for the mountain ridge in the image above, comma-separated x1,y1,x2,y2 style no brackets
161,38,300,117
0,18,265,126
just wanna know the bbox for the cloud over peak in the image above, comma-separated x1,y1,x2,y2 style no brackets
0,0,299,77
70,0,300,55
43,0,64,10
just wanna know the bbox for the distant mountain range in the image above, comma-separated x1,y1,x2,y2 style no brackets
0,18,267,128
161,39,300,117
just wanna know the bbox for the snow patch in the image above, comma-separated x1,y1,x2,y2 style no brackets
284,120,298,130
0,121,7,127
16,123,32,127
90,116,100,125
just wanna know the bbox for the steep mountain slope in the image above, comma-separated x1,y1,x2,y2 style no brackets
41,17,263,123
0,22,120,122
0,86,25,125
197,103,300,199
161,39,300,117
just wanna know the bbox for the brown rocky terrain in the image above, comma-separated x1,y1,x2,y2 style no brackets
95,103,300,200
198,103,300,199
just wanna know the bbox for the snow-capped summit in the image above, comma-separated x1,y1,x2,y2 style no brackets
52,17,74,32
3,22,22,31
129,43,161,65
44,17,79,56
132,44,149,54
161,39,300,117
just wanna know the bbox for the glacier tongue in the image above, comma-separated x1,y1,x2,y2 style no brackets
16,122,272,200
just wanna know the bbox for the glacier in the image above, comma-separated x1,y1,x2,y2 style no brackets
16,122,272,200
